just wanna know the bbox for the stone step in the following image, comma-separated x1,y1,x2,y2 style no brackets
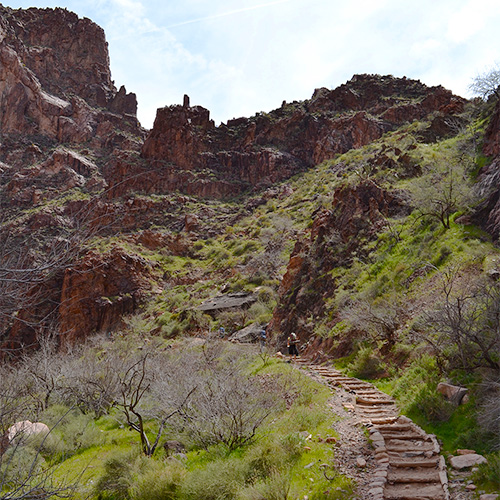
347,384,377,389
375,424,414,432
356,396,396,405
387,468,441,484
353,391,388,398
368,416,399,423
360,411,399,419
384,483,446,499
378,432,427,441
323,375,353,380
389,457,440,468
385,441,436,453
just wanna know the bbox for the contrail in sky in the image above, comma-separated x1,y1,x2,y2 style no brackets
167,0,292,28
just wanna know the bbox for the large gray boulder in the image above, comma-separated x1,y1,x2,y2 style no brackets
437,382,468,404
449,453,487,469
229,323,262,343
7,420,50,442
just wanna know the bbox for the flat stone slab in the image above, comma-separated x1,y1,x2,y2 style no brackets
356,396,396,405
384,483,446,499
390,457,440,468
197,292,256,312
387,468,441,483
449,453,487,469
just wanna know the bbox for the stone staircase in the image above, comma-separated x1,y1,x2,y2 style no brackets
296,361,450,500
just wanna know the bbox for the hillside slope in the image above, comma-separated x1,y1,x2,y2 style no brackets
0,5,499,498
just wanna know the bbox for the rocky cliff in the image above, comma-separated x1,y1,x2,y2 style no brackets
139,76,464,198
0,6,137,140
0,6,478,354
474,96,500,236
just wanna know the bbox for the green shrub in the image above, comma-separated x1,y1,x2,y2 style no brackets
472,451,500,491
284,406,328,433
180,457,246,500
41,406,104,459
130,460,185,500
309,472,356,500
391,354,440,412
237,471,291,500
94,450,138,500
278,433,304,462
244,438,298,482
348,347,385,379
414,387,454,423
0,445,44,491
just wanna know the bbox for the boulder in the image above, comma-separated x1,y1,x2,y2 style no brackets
449,453,487,469
480,494,499,500
7,420,49,442
437,382,468,404
229,323,262,343
197,292,257,314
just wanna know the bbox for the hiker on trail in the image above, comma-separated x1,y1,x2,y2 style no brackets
259,326,267,351
287,332,299,361
218,326,225,338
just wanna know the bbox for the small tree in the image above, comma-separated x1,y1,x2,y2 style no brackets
412,160,472,229
469,65,500,100
111,346,196,458
422,268,500,373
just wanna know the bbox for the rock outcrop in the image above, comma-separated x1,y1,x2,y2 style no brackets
475,96,500,237
270,180,410,347
140,75,464,198
0,5,139,144
3,247,153,352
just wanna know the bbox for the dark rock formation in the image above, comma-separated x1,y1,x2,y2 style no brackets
0,5,139,144
269,180,410,350
474,97,500,237
139,75,464,199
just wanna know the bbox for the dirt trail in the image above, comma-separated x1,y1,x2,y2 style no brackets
295,360,452,500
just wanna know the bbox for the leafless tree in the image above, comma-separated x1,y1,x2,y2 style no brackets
108,344,197,457
178,343,280,451
340,292,405,349
412,160,472,229
468,65,500,100
422,267,500,373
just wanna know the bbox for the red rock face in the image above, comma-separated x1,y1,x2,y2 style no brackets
2,248,153,353
473,98,500,237
484,98,500,158
58,249,152,345
140,75,464,199
0,5,138,142
270,181,409,349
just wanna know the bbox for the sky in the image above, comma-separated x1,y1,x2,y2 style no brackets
3,0,500,129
